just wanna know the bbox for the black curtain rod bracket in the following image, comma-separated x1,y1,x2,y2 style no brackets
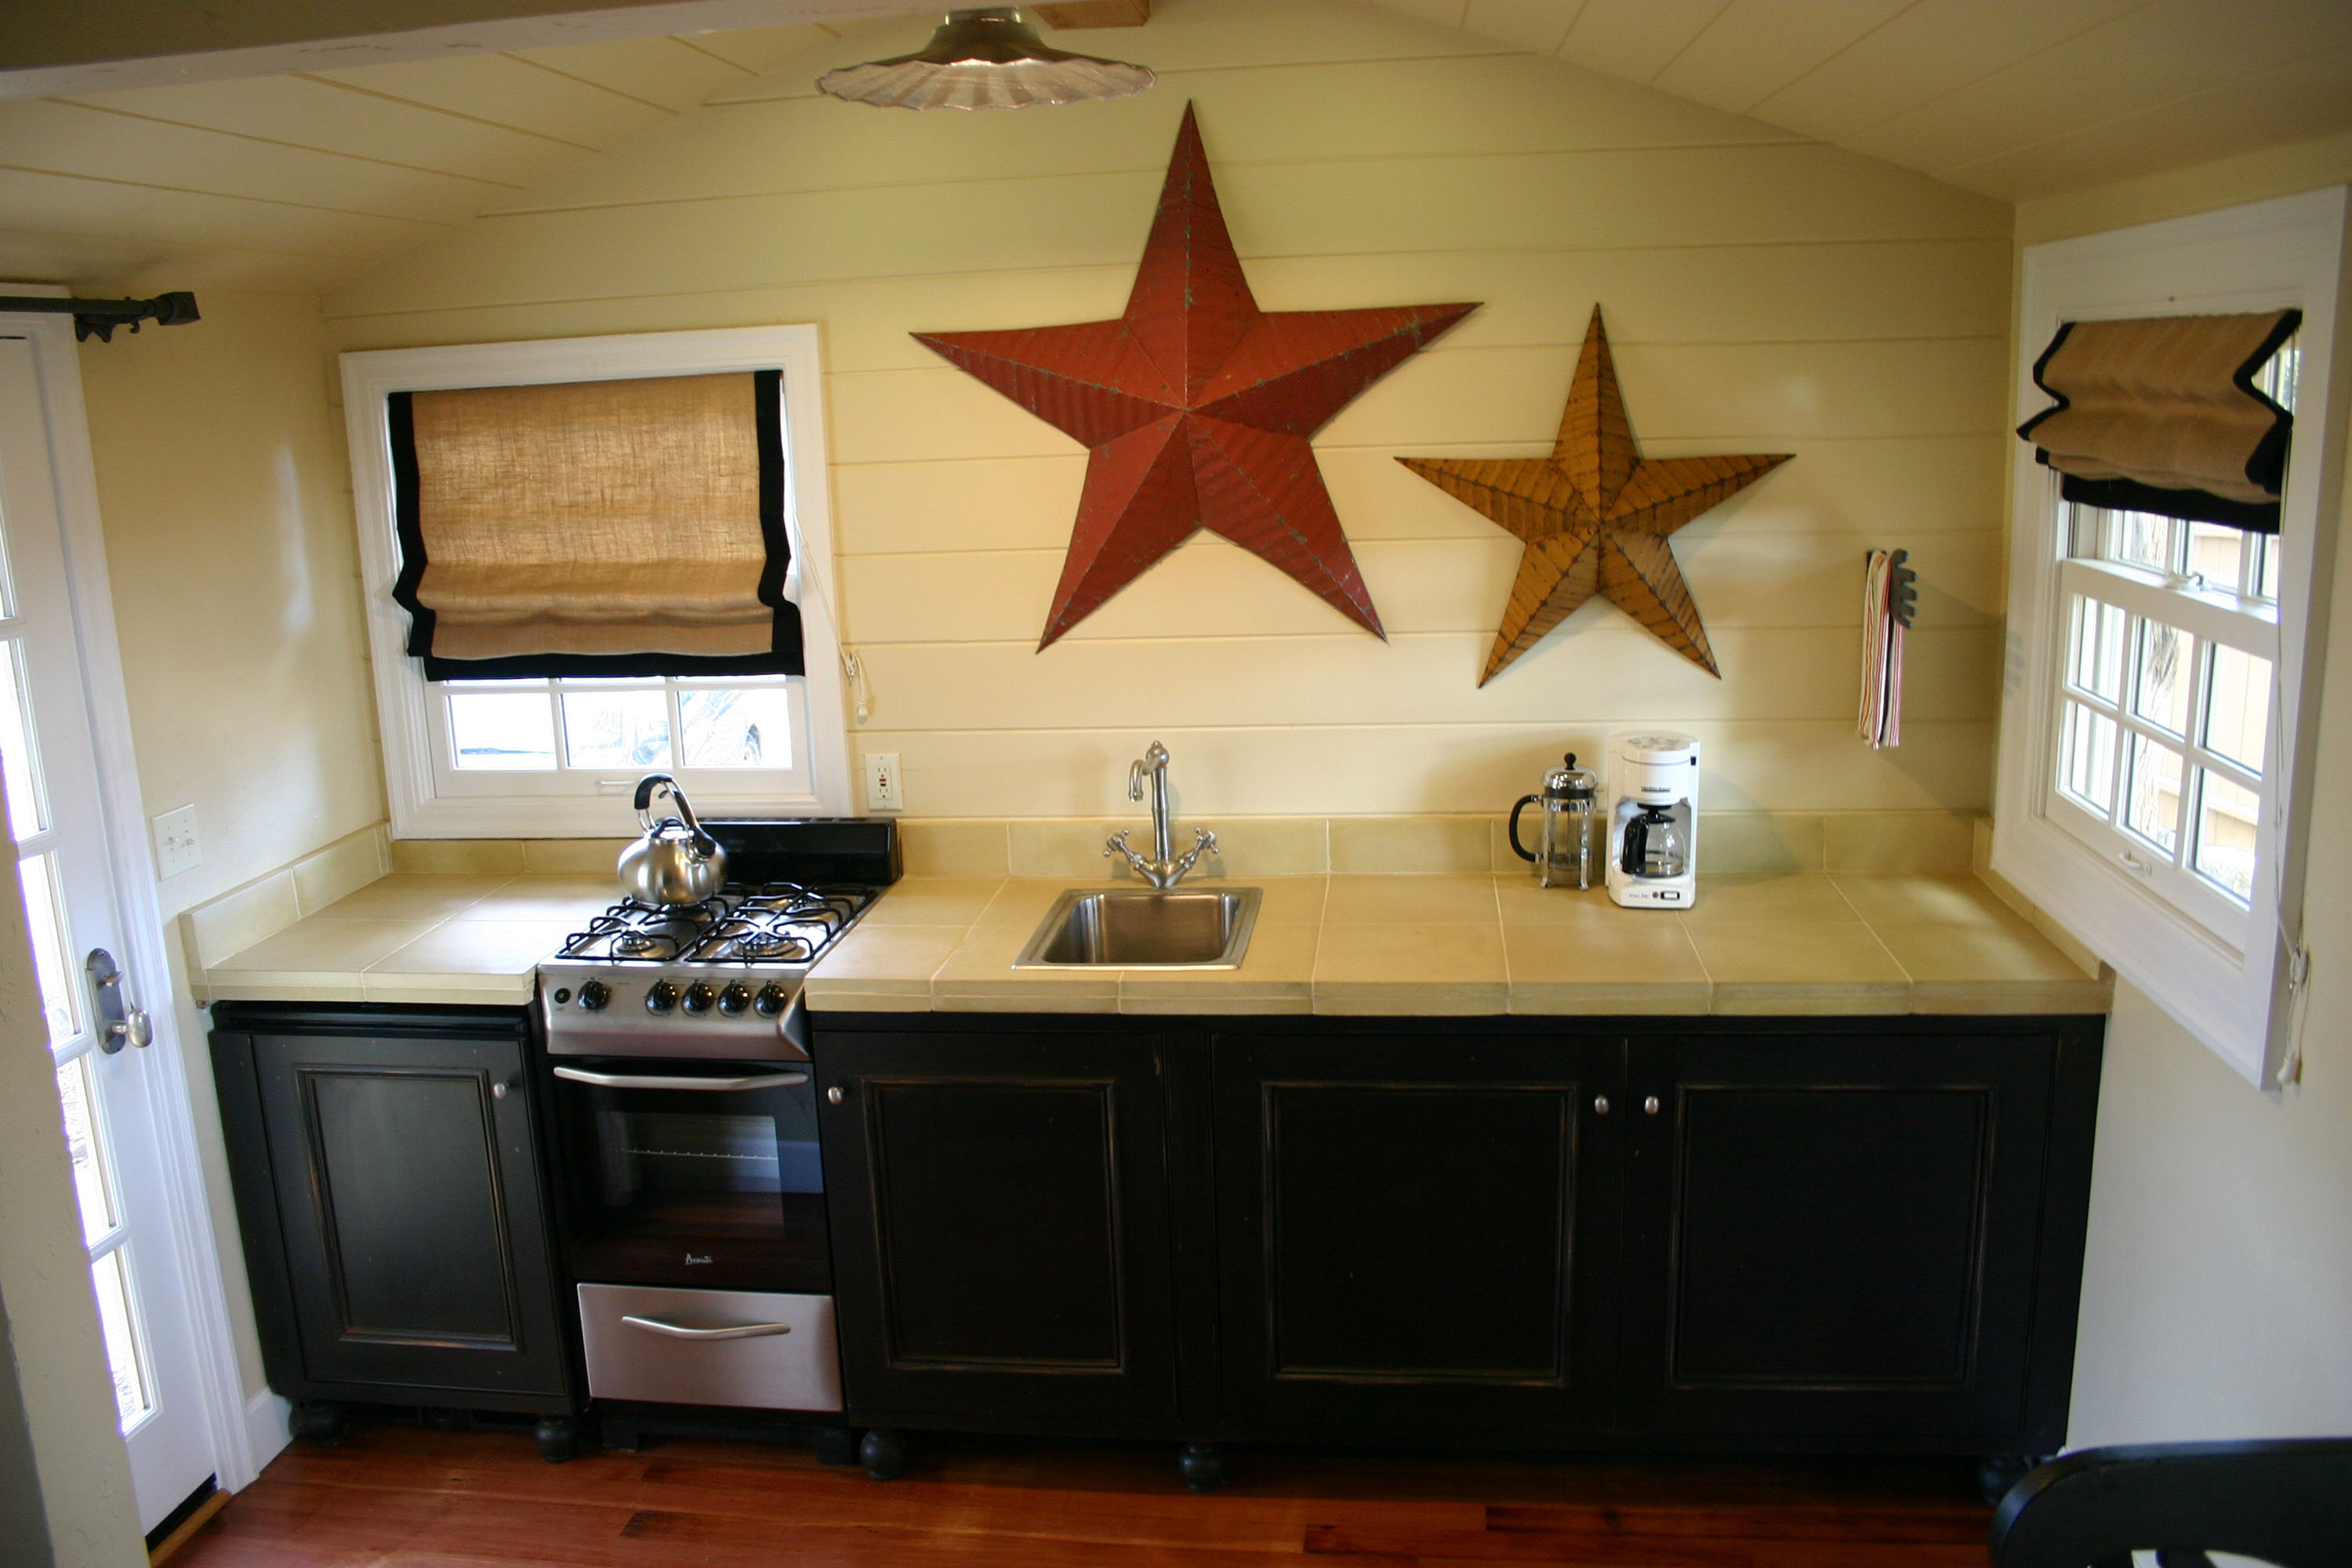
0,292,200,343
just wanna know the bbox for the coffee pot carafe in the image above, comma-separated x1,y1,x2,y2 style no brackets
1508,752,1599,889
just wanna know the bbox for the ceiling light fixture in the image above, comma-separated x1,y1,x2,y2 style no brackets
815,7,1155,111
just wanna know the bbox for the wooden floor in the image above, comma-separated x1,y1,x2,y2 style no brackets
172,1423,1997,1566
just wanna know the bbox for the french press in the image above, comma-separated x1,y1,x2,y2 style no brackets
1508,753,1599,889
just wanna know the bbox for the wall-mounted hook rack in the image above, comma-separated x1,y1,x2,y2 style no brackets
1886,547,1918,629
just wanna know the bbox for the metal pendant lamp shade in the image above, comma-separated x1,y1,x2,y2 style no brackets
816,8,1155,110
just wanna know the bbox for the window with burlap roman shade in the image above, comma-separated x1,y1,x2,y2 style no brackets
387,369,804,677
2015,309,2300,533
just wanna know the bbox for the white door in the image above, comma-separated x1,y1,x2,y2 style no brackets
0,329,217,1527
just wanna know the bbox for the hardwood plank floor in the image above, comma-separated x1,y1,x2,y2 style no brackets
171,1425,1994,1566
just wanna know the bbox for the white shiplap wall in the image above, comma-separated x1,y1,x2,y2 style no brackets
325,0,2014,820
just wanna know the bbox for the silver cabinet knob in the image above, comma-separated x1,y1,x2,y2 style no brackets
826,1085,844,1106
1592,1094,1610,1115
1643,1095,1661,1116
492,1080,511,1101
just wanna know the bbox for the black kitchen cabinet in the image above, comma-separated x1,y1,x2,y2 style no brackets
1210,1030,1622,1436
810,1010,2101,1471
209,1004,579,1455
1620,1026,2101,1454
814,1027,1178,1433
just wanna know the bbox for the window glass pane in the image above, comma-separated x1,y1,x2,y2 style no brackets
2122,734,2183,855
89,1248,151,1431
56,1055,116,1247
2202,644,2270,775
2066,596,2127,702
2258,535,2279,601
2130,620,2192,735
17,851,78,1043
2057,700,2117,814
2193,771,2261,905
448,691,557,771
680,688,794,769
2185,521,2244,589
2257,338,2298,412
561,689,672,770
2063,503,2101,560
0,637,46,840
2108,510,2173,572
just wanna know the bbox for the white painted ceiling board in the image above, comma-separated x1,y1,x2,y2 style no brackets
503,33,764,111
300,53,679,149
1460,0,1581,56
1649,0,1915,115
1556,0,1737,85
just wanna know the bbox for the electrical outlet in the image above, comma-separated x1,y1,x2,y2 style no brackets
152,804,202,878
864,752,902,812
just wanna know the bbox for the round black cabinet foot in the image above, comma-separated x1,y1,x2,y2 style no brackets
815,1427,858,1467
534,1416,582,1464
289,1402,345,1447
860,1428,906,1481
1977,1454,2037,1506
1179,1443,1225,1493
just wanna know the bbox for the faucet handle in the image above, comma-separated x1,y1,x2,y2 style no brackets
1104,829,1151,877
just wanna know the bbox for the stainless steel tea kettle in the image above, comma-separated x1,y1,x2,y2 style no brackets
618,774,727,906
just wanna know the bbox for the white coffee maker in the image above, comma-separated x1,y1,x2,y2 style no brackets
1605,731,1700,909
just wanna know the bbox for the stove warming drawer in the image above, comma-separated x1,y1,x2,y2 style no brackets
578,1283,841,1412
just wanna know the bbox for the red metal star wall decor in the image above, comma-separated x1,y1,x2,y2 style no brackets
1398,307,1791,684
915,105,1478,648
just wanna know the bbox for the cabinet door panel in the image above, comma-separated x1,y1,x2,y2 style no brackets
1214,1033,1619,1434
1625,1033,2051,1439
250,1028,568,1399
818,1031,1175,1428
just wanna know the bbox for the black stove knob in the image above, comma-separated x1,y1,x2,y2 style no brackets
753,982,789,1018
717,982,753,1015
644,980,680,1015
681,982,716,1015
576,980,609,1012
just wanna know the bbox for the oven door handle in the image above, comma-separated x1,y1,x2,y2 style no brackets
551,1066,810,1091
620,1314,793,1341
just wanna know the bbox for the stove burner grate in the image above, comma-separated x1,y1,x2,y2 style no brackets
556,880,877,965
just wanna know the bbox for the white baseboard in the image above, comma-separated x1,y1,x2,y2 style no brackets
241,1391,290,1483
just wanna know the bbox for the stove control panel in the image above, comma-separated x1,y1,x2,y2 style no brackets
539,964,811,1062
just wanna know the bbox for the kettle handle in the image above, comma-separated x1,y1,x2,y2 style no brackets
634,773,720,859
1507,794,1541,862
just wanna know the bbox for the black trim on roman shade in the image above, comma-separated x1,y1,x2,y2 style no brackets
2016,310,2300,535
390,368,804,681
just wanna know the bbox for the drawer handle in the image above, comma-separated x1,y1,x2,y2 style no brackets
554,1067,808,1092
620,1314,793,1341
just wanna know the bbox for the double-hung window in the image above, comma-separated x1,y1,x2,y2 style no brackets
1995,189,2344,1087
342,326,855,837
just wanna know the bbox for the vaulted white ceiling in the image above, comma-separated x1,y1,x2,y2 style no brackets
2,0,2347,297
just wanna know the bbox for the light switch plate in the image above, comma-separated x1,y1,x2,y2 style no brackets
864,753,902,812
152,804,202,878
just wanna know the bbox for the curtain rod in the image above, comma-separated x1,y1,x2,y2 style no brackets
0,292,200,343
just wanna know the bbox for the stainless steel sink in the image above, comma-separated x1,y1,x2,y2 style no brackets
1012,887,1261,969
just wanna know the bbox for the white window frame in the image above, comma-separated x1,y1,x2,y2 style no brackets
1994,187,2347,1087
340,326,855,837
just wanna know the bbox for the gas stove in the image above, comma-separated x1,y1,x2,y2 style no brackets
537,818,898,1061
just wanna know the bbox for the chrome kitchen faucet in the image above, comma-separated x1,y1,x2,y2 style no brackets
1105,741,1218,889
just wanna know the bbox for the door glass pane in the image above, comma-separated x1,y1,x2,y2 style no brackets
0,637,47,839
18,851,78,1043
2122,735,2183,855
2066,596,2127,702
2131,621,2192,735
2193,771,2260,904
447,689,557,771
2202,644,2270,774
561,689,672,770
56,1054,117,1247
2057,700,2117,814
680,687,794,769
89,1247,152,1430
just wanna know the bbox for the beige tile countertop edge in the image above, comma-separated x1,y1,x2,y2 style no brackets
196,869,2114,1018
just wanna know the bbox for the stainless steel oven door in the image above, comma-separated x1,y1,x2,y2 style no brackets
549,1058,829,1294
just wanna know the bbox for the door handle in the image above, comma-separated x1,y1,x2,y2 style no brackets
552,1066,808,1091
620,1314,793,1341
85,949,151,1054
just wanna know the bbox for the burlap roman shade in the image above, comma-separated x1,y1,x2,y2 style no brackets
389,370,803,677
2016,309,2300,533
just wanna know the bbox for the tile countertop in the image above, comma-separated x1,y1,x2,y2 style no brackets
804,871,2111,1018
192,869,2109,1018
194,873,619,1007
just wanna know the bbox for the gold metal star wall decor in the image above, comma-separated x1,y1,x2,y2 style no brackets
1398,307,1790,684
